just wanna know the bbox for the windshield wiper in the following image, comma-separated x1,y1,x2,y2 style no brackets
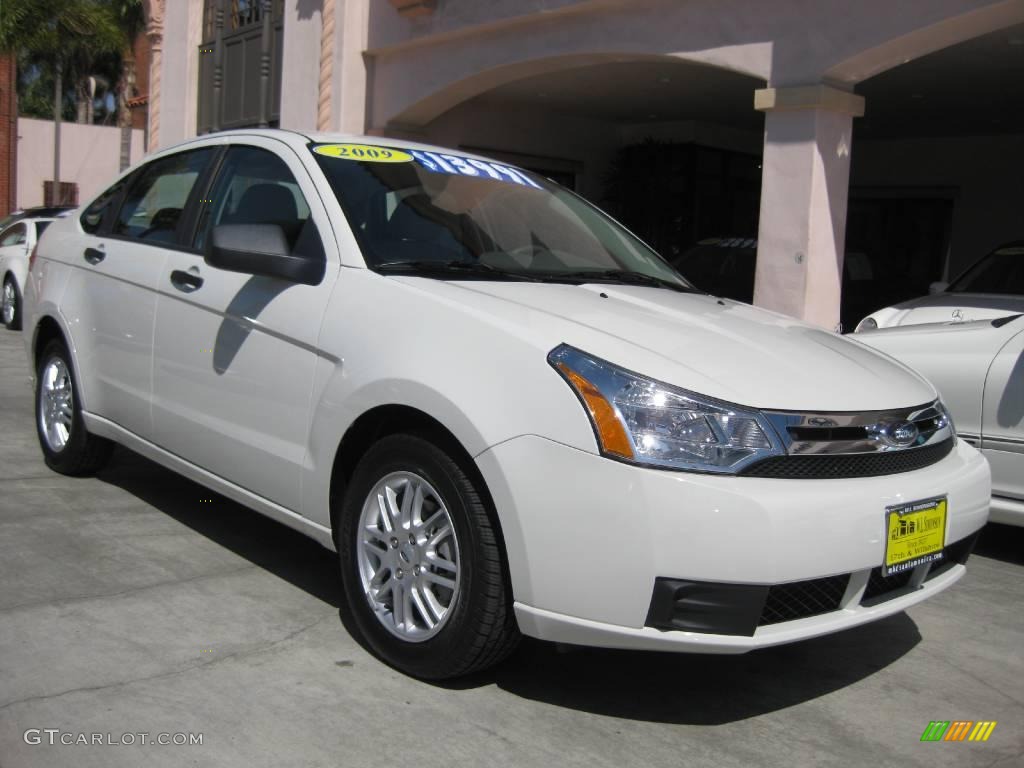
537,269,699,293
374,260,542,282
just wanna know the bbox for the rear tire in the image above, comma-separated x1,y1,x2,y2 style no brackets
338,433,518,679
2,276,21,331
35,339,112,476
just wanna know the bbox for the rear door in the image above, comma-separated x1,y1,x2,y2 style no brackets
58,147,217,436
151,137,338,513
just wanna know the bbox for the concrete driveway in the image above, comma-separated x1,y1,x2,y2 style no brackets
0,327,1021,768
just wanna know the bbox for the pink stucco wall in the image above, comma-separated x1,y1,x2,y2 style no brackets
16,118,146,209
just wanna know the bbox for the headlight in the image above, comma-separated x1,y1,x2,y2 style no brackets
549,345,783,473
855,316,878,332
937,401,956,437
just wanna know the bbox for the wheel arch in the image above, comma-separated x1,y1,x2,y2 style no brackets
328,403,515,600
30,313,91,411
32,315,68,367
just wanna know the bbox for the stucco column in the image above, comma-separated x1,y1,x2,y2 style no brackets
145,0,165,151
753,85,864,330
332,0,370,134
317,0,336,131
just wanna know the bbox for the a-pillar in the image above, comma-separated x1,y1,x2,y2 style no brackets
752,84,864,330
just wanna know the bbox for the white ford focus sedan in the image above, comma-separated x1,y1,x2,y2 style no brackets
23,130,990,679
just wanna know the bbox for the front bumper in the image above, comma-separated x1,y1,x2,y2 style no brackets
476,435,990,652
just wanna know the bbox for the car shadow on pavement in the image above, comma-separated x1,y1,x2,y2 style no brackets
975,522,1024,565
95,446,342,608
481,615,920,724
97,445,924,725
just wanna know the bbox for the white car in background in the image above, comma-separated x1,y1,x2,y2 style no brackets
857,315,1024,526
854,242,1024,332
22,129,991,679
0,217,55,330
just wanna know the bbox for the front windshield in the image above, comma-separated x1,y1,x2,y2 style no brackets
948,244,1024,295
311,143,692,289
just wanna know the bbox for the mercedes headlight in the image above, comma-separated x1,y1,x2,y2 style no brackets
855,316,878,332
549,345,783,474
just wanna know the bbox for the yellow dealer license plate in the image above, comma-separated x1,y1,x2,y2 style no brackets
884,497,947,576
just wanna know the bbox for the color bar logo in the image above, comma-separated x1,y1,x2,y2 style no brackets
920,721,997,742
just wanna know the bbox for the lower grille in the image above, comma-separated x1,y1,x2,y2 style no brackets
646,533,979,636
740,438,954,479
925,530,979,581
758,574,850,626
864,532,979,604
863,568,914,602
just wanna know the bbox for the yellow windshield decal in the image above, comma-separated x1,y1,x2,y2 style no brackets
313,144,413,163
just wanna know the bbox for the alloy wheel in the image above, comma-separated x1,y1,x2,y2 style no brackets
38,357,74,452
2,280,15,326
356,471,461,642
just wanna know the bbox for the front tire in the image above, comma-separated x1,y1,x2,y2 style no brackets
338,434,518,679
35,339,112,475
2,276,21,331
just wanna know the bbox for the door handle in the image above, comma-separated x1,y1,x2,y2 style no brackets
83,247,105,264
170,269,204,293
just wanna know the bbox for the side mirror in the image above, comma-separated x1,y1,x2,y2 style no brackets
928,281,948,295
207,224,324,286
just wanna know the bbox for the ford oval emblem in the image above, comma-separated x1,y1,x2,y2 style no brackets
868,420,920,447
891,421,919,446
888,423,921,448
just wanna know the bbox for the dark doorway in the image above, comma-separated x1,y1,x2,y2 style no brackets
843,192,954,321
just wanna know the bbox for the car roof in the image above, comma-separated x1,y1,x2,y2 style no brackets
12,206,75,216
153,128,531,172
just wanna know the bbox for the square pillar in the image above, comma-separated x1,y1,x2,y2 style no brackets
753,85,864,330
331,0,370,134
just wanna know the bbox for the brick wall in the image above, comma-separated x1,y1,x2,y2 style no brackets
0,53,16,217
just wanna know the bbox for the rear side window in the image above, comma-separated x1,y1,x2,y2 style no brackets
194,145,322,259
114,149,215,244
81,181,126,234
0,223,27,247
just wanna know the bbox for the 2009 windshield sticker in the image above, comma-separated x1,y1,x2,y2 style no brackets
409,150,542,189
313,144,414,162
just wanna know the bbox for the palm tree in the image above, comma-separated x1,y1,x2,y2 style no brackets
0,0,123,202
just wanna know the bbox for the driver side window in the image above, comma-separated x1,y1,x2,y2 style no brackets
113,149,215,244
193,145,323,261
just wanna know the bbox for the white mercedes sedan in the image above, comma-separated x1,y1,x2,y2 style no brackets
23,129,990,679
857,315,1024,527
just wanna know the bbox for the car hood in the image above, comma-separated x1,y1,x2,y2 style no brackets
400,278,937,412
886,293,1024,326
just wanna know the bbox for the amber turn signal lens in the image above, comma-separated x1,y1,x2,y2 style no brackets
556,362,634,459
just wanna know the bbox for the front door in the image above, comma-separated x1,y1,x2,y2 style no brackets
151,139,338,513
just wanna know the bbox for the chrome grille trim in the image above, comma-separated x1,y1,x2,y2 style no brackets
764,401,953,456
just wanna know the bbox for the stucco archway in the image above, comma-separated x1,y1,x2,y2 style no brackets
379,52,765,135
824,0,1024,85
